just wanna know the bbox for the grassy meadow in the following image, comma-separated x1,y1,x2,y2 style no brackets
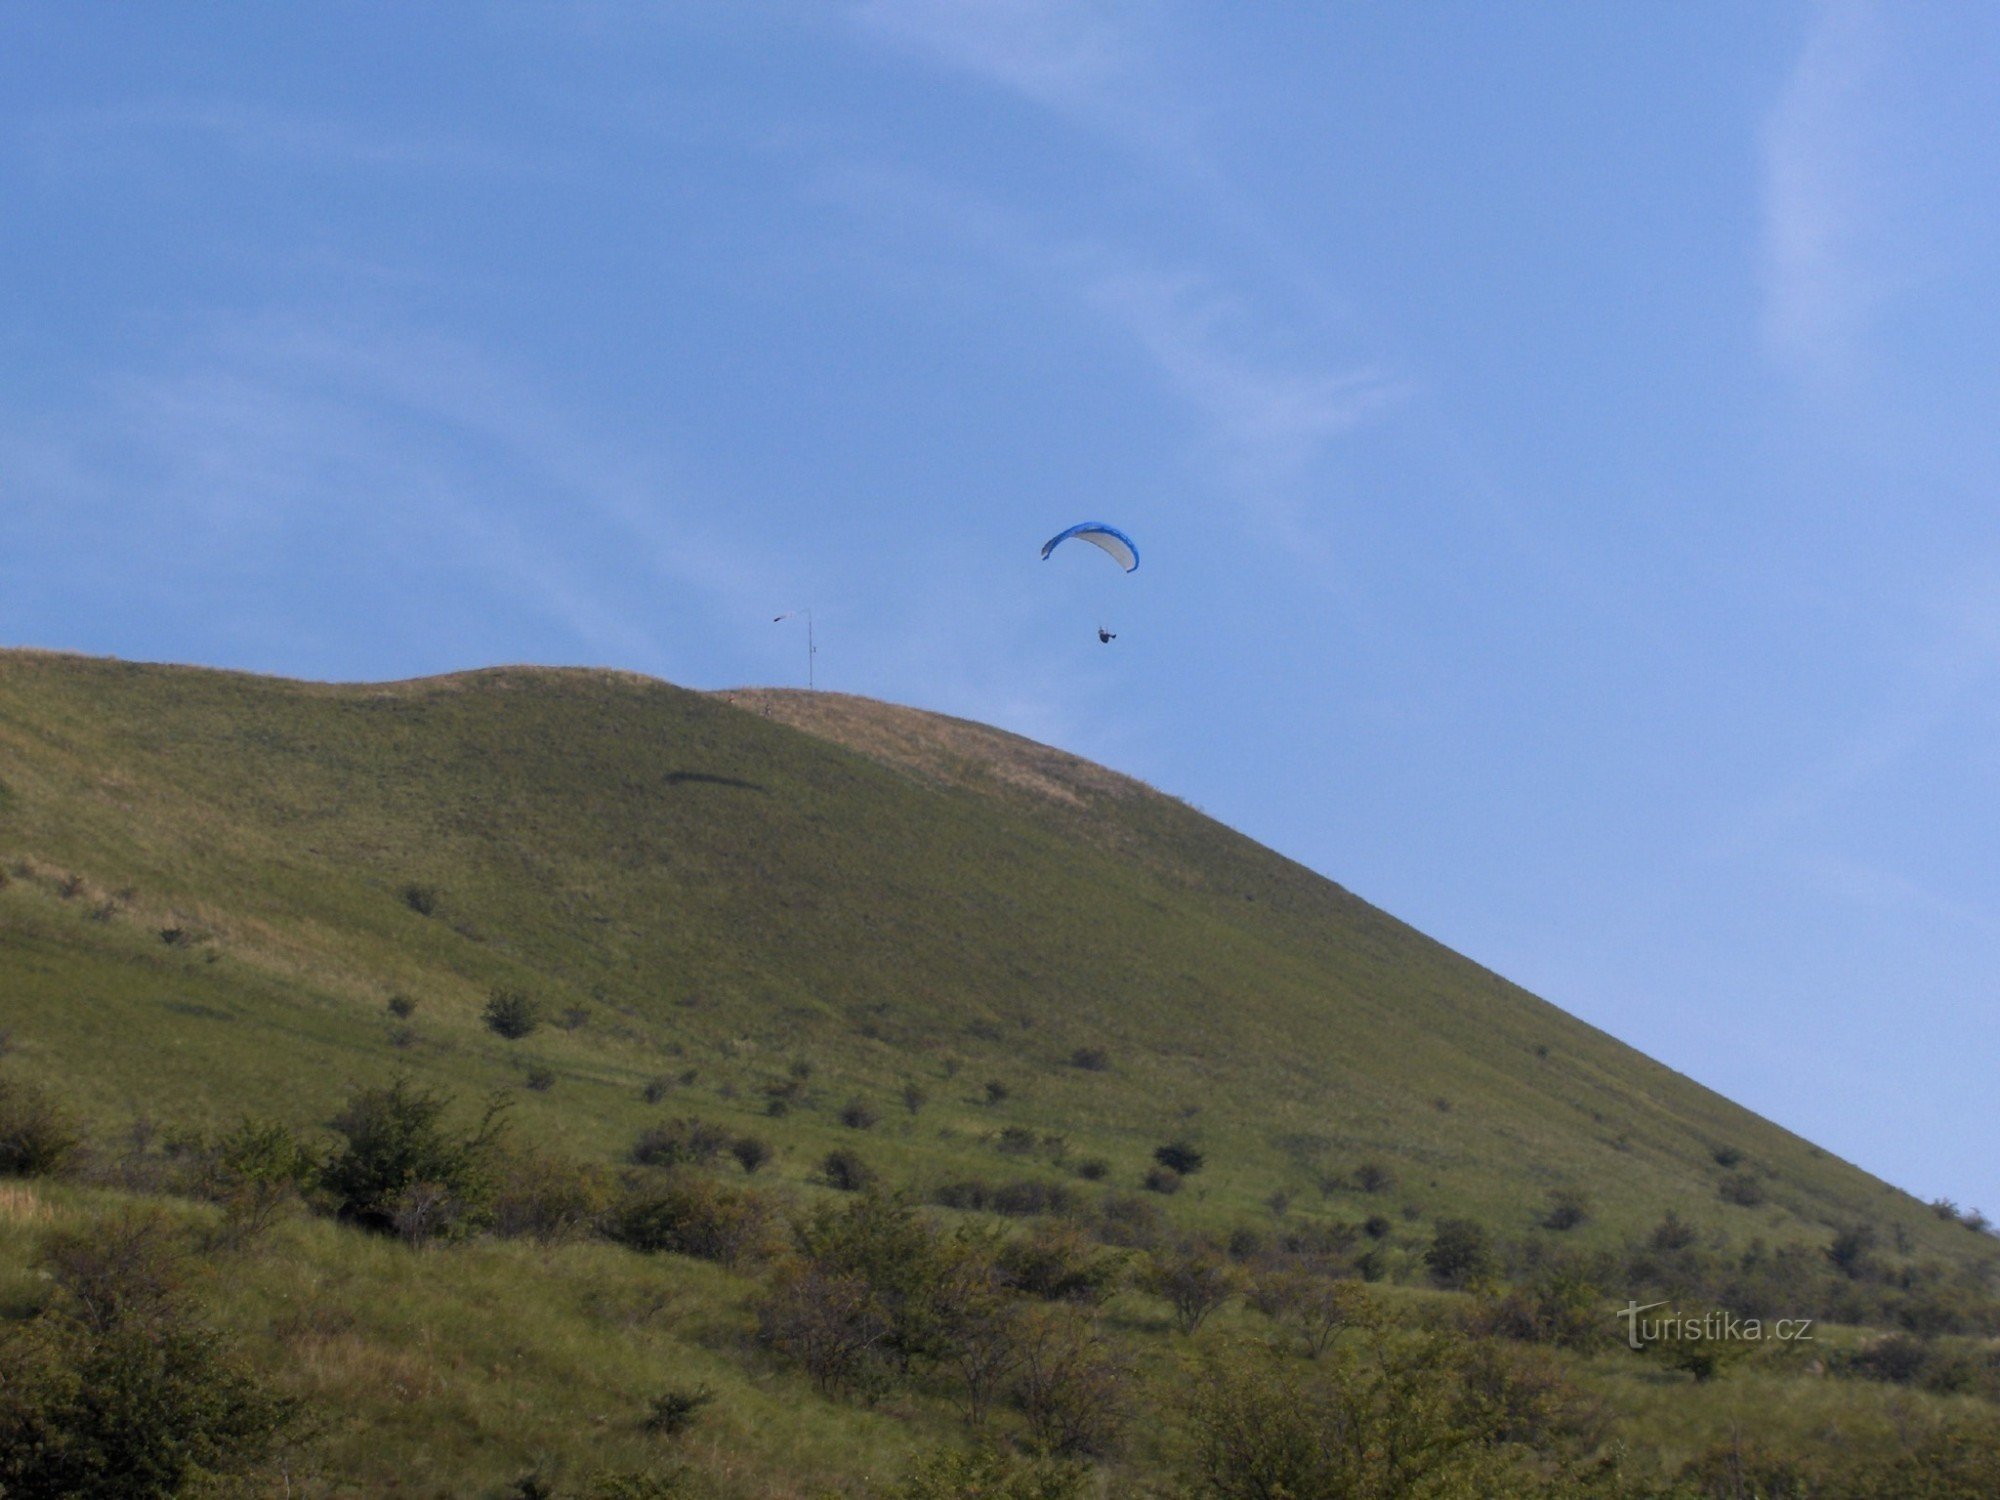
2,649,1998,1496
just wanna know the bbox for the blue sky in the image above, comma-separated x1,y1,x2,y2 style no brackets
4,3,1997,1215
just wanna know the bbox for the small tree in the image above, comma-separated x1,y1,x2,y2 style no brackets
901,1080,929,1115
483,989,542,1040
1009,1305,1129,1458
1423,1218,1492,1289
1140,1239,1239,1336
321,1079,509,1242
206,1117,318,1244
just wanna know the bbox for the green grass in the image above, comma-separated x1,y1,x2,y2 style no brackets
0,649,1974,1262
3,648,1997,1493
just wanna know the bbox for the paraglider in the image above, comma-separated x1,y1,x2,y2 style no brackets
1042,522,1138,643
1040,522,1139,573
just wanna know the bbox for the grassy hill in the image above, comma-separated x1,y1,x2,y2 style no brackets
0,650,1959,1254
2,648,1996,1496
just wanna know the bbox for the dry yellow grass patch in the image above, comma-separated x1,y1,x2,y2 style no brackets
718,688,1141,808
0,1182,52,1224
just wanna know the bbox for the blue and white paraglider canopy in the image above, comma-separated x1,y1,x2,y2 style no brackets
1040,521,1139,573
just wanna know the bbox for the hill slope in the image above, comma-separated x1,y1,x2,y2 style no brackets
0,650,1965,1260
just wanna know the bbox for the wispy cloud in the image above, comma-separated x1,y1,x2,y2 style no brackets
815,164,1408,545
1759,0,1885,379
849,0,1186,160
1086,269,1409,494
0,313,768,673
23,98,542,177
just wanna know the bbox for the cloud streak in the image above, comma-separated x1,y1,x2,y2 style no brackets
1759,0,1884,379
0,312,769,673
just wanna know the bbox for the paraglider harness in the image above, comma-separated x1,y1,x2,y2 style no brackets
1097,627,1117,644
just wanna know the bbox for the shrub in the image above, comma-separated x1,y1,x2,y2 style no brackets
492,1150,611,1243
985,1079,1011,1105
1068,1047,1111,1072
1649,1210,1699,1251
1719,1172,1766,1207
630,1117,731,1170
1541,1187,1591,1231
1140,1239,1239,1335
641,1075,677,1105
1712,1144,1744,1168
1143,1166,1183,1195
205,1117,318,1243
1170,1331,1567,1498
1350,1160,1396,1194
998,1222,1124,1306
608,1173,775,1266
1468,1259,1607,1351
995,1125,1038,1156
321,1079,509,1243
1827,1222,1879,1279
0,1074,80,1178
386,994,419,1019
1075,1157,1110,1182
560,1004,591,1032
1153,1140,1205,1176
819,1148,877,1193
643,1383,715,1437
901,1080,929,1115
839,1098,880,1130
1248,1267,1368,1359
731,1135,773,1174
1096,1192,1164,1248
400,882,439,915
1,1217,301,1496
483,989,542,1040
524,1064,557,1092
1423,1218,1493,1289
755,1263,892,1395
1008,1305,1130,1458
1362,1214,1392,1241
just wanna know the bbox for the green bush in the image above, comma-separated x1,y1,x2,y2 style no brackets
730,1135,773,1174
1139,1238,1239,1335
491,1149,610,1243
0,1074,80,1178
205,1117,318,1242
1719,1172,1766,1207
483,988,542,1040
630,1117,732,1169
0,1213,302,1498
819,1148,876,1193
608,1172,774,1266
1153,1140,1205,1175
997,1222,1124,1306
1423,1218,1493,1289
642,1383,715,1437
320,1079,509,1243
